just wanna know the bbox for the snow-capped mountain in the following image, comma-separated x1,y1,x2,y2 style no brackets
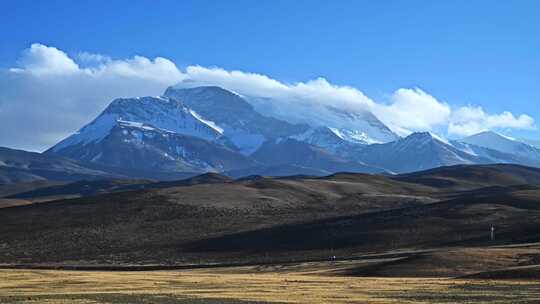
46,86,395,177
164,86,308,154
43,85,540,179
459,131,540,163
352,132,492,173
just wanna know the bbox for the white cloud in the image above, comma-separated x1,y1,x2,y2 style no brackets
183,66,374,111
93,56,184,83
448,106,536,136
11,44,184,82
372,88,452,136
0,43,185,151
185,66,289,96
77,52,111,65
0,43,536,151
11,43,80,76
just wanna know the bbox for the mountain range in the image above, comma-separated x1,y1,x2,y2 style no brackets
3,85,540,184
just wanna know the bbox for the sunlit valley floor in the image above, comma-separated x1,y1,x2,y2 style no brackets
1,254,540,304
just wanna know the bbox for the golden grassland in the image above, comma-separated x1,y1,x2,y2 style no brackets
1,265,540,304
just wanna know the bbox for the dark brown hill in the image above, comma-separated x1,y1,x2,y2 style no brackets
1,164,540,266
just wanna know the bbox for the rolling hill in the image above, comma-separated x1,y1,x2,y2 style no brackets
1,164,540,266
0,146,117,184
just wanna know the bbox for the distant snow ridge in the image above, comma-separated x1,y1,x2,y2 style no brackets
459,131,540,162
349,132,486,173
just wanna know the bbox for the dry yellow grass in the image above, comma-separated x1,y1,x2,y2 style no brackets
1,266,540,304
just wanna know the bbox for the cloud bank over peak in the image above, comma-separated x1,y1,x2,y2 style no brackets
182,66,375,113
179,66,535,137
0,43,536,151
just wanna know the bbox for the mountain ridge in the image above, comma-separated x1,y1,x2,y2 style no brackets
11,86,540,181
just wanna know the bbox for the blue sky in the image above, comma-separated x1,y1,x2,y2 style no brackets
1,0,540,150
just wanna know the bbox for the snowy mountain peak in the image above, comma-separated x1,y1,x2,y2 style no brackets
464,130,515,142
402,132,449,145
48,96,224,153
164,86,309,154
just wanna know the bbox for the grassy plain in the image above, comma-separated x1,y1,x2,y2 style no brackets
1,265,540,304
